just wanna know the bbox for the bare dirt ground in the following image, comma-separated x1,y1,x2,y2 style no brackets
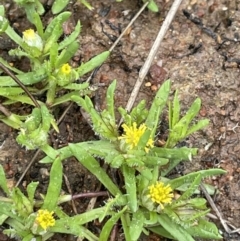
0,0,240,240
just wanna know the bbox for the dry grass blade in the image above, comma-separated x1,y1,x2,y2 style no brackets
200,182,231,233
124,0,183,114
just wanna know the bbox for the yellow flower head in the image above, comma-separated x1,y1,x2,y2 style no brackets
60,63,71,75
22,29,43,51
148,182,173,209
35,209,55,230
118,122,154,152
23,29,35,39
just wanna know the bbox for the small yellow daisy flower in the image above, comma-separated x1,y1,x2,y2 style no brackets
118,122,154,152
148,182,174,209
35,209,55,230
23,29,35,39
60,63,71,75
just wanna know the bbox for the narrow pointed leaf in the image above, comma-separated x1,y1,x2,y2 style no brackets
99,206,127,241
167,169,226,189
77,51,110,77
146,80,170,138
158,213,195,241
42,157,63,211
52,0,69,14
69,144,121,196
186,119,209,136
0,165,10,195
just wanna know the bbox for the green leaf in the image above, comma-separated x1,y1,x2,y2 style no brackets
148,225,175,239
52,0,69,14
106,80,116,126
136,166,153,180
0,57,23,74
177,174,201,201
121,213,132,241
0,214,8,226
170,90,180,128
177,98,202,130
22,233,35,241
0,202,22,222
50,42,59,68
142,156,169,168
26,182,38,206
32,11,44,37
5,21,23,47
0,68,47,86
77,51,110,77
40,145,72,164
63,82,89,90
44,22,63,53
52,89,91,106
186,119,209,136
185,219,222,239
80,0,94,10
0,113,23,129
0,165,10,195
55,41,79,68
145,79,170,138
119,100,148,126
72,95,118,140
166,97,204,148
59,20,81,50
168,169,226,189
51,209,105,240
152,146,197,176
118,107,131,125
12,188,33,217
129,209,145,241
122,164,137,212
99,206,127,241
3,95,37,106
69,144,122,197
44,12,71,40
158,213,195,241
42,157,63,211
147,0,159,12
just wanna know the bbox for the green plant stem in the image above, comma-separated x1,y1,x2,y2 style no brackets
40,144,59,160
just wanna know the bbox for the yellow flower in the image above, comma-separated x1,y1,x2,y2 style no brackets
22,29,43,51
118,122,154,152
23,29,35,39
60,63,71,75
35,209,55,230
148,182,173,209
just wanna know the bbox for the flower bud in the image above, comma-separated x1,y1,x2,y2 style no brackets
22,29,43,51
56,63,78,86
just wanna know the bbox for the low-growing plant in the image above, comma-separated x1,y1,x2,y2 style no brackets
0,1,109,134
0,1,225,241
0,80,225,241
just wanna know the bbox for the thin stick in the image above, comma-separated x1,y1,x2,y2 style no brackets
15,149,40,187
124,0,183,114
84,1,149,84
63,173,78,214
0,103,12,117
109,1,149,52
72,191,108,200
200,183,231,233
0,63,40,108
